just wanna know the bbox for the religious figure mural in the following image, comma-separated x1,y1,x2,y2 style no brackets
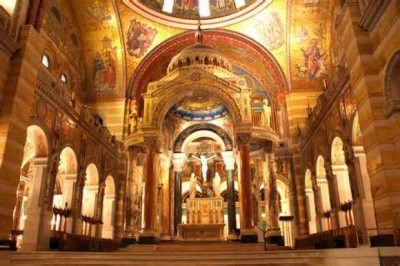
92,36,117,92
299,38,326,81
254,11,284,51
85,0,111,21
126,19,157,58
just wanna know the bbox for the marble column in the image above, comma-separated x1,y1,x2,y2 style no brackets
21,157,53,251
265,153,283,245
72,167,85,236
95,183,105,238
351,146,376,244
160,157,172,240
325,162,340,230
222,151,237,240
237,135,257,243
311,171,323,233
138,138,159,243
172,153,185,236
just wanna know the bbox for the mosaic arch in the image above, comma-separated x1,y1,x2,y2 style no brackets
174,123,233,152
128,29,288,116
122,0,272,29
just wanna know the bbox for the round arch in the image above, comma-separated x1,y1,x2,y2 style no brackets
128,29,288,113
151,81,243,127
331,136,346,165
174,123,233,152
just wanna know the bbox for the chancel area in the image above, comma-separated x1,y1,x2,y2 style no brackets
0,0,400,265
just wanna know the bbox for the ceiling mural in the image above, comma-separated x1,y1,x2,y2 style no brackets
122,0,272,29
226,0,288,80
43,0,336,120
289,0,332,91
117,2,184,80
71,0,125,101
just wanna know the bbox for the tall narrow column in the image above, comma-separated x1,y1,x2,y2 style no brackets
160,157,172,240
222,151,237,240
265,153,283,245
172,153,185,236
21,158,53,251
138,138,159,243
351,146,376,244
325,162,340,230
237,135,257,243
95,183,105,238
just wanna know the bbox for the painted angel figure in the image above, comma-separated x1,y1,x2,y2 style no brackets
192,154,216,182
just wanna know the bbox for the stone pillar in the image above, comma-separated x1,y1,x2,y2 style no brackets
265,153,283,245
0,26,43,240
237,134,257,243
311,171,323,233
172,153,184,236
336,1,400,237
21,157,53,251
138,138,159,243
222,151,237,240
61,174,77,233
325,162,340,230
160,157,172,240
72,169,85,235
352,146,376,244
95,183,105,238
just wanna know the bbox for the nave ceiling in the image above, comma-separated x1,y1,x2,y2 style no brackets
38,0,336,138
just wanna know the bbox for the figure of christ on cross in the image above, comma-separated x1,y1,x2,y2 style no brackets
192,154,216,182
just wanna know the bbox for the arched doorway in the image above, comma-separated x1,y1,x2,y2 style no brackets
15,125,49,249
331,136,353,227
102,175,116,239
304,169,317,234
316,155,331,231
82,163,99,236
51,147,77,233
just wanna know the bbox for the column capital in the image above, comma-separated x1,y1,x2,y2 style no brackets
221,151,235,170
173,153,186,172
235,133,251,146
32,157,48,166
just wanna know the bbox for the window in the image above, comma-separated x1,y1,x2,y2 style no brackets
60,73,68,84
41,54,50,68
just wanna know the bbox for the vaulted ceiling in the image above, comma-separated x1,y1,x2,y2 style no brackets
43,0,334,102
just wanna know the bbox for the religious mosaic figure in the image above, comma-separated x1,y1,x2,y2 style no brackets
262,98,272,127
127,19,157,58
213,172,221,197
193,154,216,182
301,39,326,81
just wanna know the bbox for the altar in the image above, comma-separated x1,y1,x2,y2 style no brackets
178,197,225,241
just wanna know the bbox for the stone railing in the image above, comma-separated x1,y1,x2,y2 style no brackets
36,66,121,154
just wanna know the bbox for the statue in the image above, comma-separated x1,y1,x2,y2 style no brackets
213,172,221,197
262,98,272,127
192,154,216,182
189,173,196,199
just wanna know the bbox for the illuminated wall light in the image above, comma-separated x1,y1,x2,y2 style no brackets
234,0,246,8
0,0,17,15
162,0,174,13
199,0,210,17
